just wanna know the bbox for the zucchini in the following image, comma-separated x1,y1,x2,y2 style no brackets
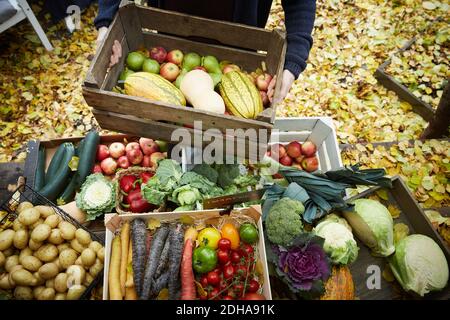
57,175,77,205
76,138,85,157
44,143,66,184
75,131,100,186
34,147,46,191
39,143,75,201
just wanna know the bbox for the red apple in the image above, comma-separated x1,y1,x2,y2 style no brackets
193,66,207,72
260,90,269,107
223,64,240,74
166,49,183,65
295,155,305,164
96,145,110,162
160,62,180,81
150,46,167,64
139,137,159,156
279,155,293,166
270,143,286,160
142,155,151,167
150,152,165,168
286,141,302,158
301,141,317,157
127,149,143,165
292,163,303,170
125,142,140,153
92,164,102,174
117,155,130,169
301,156,319,172
109,142,125,159
256,73,273,91
100,157,117,175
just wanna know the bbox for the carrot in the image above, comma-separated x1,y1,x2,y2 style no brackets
131,219,147,297
125,240,134,288
168,224,184,300
109,235,122,300
180,238,196,300
120,221,130,297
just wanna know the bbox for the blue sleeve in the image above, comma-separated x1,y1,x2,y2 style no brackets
94,0,121,29
281,0,316,78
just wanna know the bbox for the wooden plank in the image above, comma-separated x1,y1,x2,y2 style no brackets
23,140,39,189
266,29,287,116
101,35,129,91
0,162,24,204
118,3,144,51
83,87,273,133
133,4,272,51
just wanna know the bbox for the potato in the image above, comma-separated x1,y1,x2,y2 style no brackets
89,258,103,277
29,218,44,230
55,292,66,300
12,219,26,231
14,286,33,300
48,229,64,245
84,273,94,287
75,257,83,266
59,249,78,269
97,247,105,263
35,206,54,218
12,229,28,250
59,221,76,240
33,286,45,298
18,208,40,226
0,229,15,250
46,278,55,288
31,224,51,242
19,247,33,263
38,263,59,280
5,255,19,272
29,239,42,251
66,285,86,300
8,264,23,285
52,258,63,272
75,229,92,246
0,251,5,267
2,247,15,257
17,202,33,213
89,241,103,252
54,273,68,293
81,248,96,267
11,269,37,286
57,243,70,253
0,273,13,289
37,287,55,300
21,256,43,272
70,239,86,253
67,265,86,286
35,244,58,262
33,271,45,286
44,215,61,229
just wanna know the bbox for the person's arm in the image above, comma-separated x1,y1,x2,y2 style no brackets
95,0,121,46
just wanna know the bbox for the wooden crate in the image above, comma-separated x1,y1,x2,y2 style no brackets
83,3,286,160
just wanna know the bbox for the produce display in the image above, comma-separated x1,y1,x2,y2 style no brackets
115,47,273,119
107,214,267,300
0,201,104,300
267,140,319,173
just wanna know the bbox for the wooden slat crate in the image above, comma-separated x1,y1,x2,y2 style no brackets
83,3,286,160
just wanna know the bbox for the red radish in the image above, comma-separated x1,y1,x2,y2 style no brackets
223,64,240,74
141,155,151,167
256,73,273,91
193,66,207,72
119,175,138,194
109,142,125,159
301,141,317,157
180,239,196,300
127,148,143,165
139,137,159,155
301,156,319,172
150,46,167,64
96,145,110,162
286,141,302,158
117,155,130,169
279,155,293,166
150,152,165,168
92,164,102,174
160,62,180,81
260,90,269,107
125,142,140,153
166,49,183,65
100,157,117,175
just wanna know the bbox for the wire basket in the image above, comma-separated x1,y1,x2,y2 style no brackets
0,184,104,300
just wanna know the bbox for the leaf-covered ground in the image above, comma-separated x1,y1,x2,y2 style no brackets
0,1,448,207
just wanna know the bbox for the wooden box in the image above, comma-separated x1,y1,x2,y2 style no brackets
83,3,286,160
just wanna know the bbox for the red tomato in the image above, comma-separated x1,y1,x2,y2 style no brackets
233,283,244,298
235,264,247,280
207,271,220,286
223,263,235,280
200,275,208,287
199,294,208,300
223,295,234,300
242,293,266,300
240,244,254,257
230,250,241,264
218,238,232,251
219,279,228,291
217,249,230,265
213,267,221,274
209,288,220,300
248,279,260,293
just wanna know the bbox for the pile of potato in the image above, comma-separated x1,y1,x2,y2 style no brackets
0,202,104,300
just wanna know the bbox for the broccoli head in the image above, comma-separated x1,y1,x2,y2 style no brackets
265,198,305,246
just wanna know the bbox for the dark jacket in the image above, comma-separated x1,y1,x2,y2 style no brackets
95,0,316,78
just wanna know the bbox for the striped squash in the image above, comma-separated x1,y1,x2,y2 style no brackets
124,72,186,106
219,71,263,119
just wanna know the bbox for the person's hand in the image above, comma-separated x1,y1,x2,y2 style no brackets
109,40,122,68
267,69,296,104
96,26,109,48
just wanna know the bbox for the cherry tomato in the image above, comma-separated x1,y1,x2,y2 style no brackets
213,267,221,274
217,249,230,265
200,275,208,287
207,271,220,286
240,244,254,257
219,279,228,291
223,263,235,280
248,279,260,293
218,238,231,251
233,283,244,298
199,294,208,300
235,264,247,280
209,288,220,300
230,250,241,264
223,295,234,300
242,293,265,300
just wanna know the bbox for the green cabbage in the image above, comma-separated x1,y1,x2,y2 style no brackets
314,214,359,265
389,234,449,296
